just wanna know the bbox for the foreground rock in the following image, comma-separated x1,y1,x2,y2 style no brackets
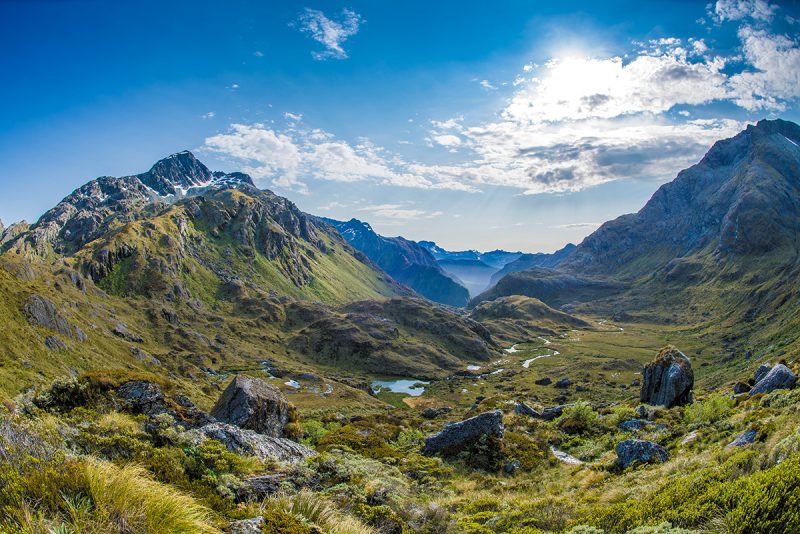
191,422,315,464
227,517,264,534
211,375,291,437
422,410,504,456
749,364,797,396
514,402,565,421
727,429,758,448
116,380,171,417
640,346,694,408
616,439,669,469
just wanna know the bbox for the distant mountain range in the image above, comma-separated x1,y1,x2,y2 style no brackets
418,241,523,269
322,218,470,307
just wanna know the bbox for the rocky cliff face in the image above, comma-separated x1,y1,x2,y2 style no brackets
561,119,800,277
325,218,470,307
6,151,256,255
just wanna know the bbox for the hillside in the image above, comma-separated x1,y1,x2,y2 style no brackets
323,218,470,307
479,120,800,337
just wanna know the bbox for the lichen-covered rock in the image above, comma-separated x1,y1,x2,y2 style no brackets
44,335,67,351
24,294,72,338
616,439,669,469
210,375,291,437
422,410,504,456
227,516,264,534
640,346,694,408
191,422,315,464
749,364,797,396
235,474,286,502
514,401,538,418
733,382,751,394
755,364,772,384
727,429,758,448
116,380,170,417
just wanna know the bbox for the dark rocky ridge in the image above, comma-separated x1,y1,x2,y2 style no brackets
324,218,470,307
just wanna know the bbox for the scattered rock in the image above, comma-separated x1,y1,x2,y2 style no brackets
211,375,292,437
504,459,521,474
235,474,286,502
113,322,144,343
554,378,573,389
534,377,552,386
755,364,772,384
680,430,699,446
422,410,504,456
616,439,669,469
727,429,758,448
514,402,565,421
640,346,694,408
227,516,264,534
422,407,452,419
25,294,73,338
130,347,162,366
116,380,169,417
749,364,797,396
191,422,316,464
618,419,650,432
733,382,751,394
74,326,87,342
44,335,67,351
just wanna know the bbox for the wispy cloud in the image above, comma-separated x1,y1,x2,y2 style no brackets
550,222,602,230
357,204,443,220
208,0,799,198
295,8,362,60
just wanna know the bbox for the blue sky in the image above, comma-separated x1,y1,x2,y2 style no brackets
1,0,799,252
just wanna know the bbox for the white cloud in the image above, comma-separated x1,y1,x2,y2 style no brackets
201,112,215,119
714,0,778,22
283,112,303,122
357,204,443,220
254,50,264,57
296,8,362,60
551,222,602,230
432,134,462,147
479,79,497,90
728,26,800,110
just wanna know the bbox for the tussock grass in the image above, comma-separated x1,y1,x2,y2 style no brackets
261,490,375,534
82,459,220,533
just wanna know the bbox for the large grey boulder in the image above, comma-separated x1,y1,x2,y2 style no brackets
211,375,291,437
191,422,315,464
116,380,170,417
755,364,772,384
727,429,758,448
616,439,669,469
24,294,73,338
422,410,504,456
640,346,693,408
227,517,263,534
514,402,565,421
749,364,797,396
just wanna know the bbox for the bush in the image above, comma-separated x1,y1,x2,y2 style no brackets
683,394,734,426
557,402,598,435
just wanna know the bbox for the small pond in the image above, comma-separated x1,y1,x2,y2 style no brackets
371,379,430,396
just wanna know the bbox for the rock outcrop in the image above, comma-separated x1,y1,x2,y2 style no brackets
727,429,758,448
24,294,74,338
210,375,291,437
116,380,171,417
422,410,504,456
640,346,693,408
191,422,315,464
749,364,797,396
616,439,669,469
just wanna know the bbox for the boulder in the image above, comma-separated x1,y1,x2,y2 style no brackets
554,377,573,388
211,375,292,437
44,336,67,351
619,419,650,432
749,364,797,396
514,401,539,418
755,364,772,384
116,380,170,417
422,410,504,456
113,322,144,343
616,439,669,469
422,407,452,419
727,429,758,448
235,474,285,502
534,377,552,386
733,382,751,394
25,294,72,338
640,346,693,408
227,517,264,534
191,422,315,464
